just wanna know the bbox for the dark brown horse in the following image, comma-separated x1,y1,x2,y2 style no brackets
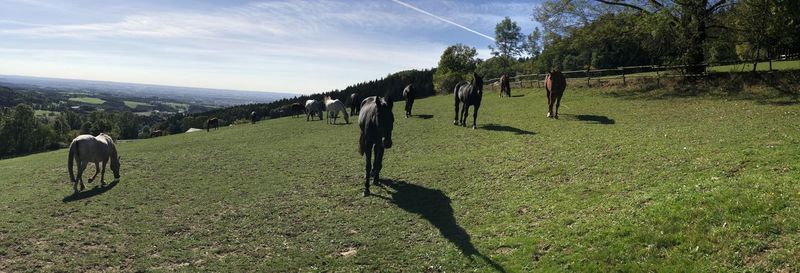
499,74,511,97
290,103,304,118
358,96,394,196
347,93,360,116
402,84,415,118
545,70,567,119
206,117,219,132
454,72,483,129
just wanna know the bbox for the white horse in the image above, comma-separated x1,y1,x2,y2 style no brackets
68,133,120,192
324,96,349,124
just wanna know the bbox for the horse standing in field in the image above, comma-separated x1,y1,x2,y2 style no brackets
324,96,349,124
68,133,120,192
305,99,324,121
290,103,304,118
358,96,394,196
250,111,258,124
454,72,484,129
545,69,567,119
499,74,511,97
347,93,360,116
206,118,220,132
402,84,415,118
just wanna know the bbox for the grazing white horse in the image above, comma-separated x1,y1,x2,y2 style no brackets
68,133,120,192
324,96,349,124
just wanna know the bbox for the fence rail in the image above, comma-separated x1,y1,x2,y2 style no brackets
483,58,797,90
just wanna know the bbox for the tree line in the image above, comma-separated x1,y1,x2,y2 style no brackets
162,69,435,132
433,0,800,92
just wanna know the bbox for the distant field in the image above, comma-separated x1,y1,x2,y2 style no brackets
68,97,105,105
33,110,57,117
1,86,798,272
123,100,153,109
164,102,188,111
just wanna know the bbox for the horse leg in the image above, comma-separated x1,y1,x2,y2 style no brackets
77,161,88,191
88,162,99,183
547,91,554,118
373,144,384,184
555,93,562,119
461,103,469,127
453,96,460,125
472,105,480,129
100,160,107,185
364,144,373,197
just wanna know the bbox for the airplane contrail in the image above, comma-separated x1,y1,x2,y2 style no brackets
391,0,495,42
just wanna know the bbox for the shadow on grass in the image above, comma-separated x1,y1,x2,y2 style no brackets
414,114,434,119
481,124,535,135
560,114,616,125
62,179,119,203
374,179,506,272
510,94,525,97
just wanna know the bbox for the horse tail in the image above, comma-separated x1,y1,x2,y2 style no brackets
343,108,350,124
68,140,78,183
358,132,366,156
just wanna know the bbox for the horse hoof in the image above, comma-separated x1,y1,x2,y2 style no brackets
472,125,477,129
363,190,370,197
87,179,93,183
453,120,458,125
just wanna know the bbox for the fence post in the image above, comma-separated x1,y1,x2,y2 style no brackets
621,67,626,86
536,74,541,88
653,66,659,88
586,68,591,88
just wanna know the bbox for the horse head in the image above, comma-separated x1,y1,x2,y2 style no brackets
376,96,394,149
472,72,483,94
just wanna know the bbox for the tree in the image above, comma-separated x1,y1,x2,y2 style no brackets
592,0,733,74
525,27,543,59
491,17,526,58
433,44,479,94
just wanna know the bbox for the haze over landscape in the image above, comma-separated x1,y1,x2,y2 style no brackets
0,0,540,94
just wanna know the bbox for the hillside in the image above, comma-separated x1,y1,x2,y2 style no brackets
1,86,799,272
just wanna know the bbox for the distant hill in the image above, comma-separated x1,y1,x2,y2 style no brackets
0,74,294,107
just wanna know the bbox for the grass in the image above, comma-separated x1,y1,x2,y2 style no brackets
123,100,153,109
1,87,799,272
709,60,800,73
68,97,106,105
164,102,189,112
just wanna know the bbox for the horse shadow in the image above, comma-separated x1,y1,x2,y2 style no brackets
481,124,536,135
374,180,506,272
62,179,119,203
415,114,434,119
571,114,615,125
510,94,525,97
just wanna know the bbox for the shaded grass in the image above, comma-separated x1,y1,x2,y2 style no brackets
1,87,799,272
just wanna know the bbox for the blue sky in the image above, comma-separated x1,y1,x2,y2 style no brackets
0,0,541,94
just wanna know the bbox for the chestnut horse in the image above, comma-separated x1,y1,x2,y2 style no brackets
545,70,567,119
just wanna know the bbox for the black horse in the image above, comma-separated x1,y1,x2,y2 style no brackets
453,72,484,129
290,103,304,118
206,117,219,132
347,93,360,116
358,96,394,197
402,84,415,118
249,111,257,124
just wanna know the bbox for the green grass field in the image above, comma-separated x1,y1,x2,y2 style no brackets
123,101,153,109
2,87,799,272
709,60,800,73
68,97,106,105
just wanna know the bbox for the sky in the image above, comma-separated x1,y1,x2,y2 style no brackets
0,0,541,94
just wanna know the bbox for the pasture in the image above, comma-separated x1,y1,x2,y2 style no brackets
1,86,799,272
123,101,153,109
68,97,106,105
